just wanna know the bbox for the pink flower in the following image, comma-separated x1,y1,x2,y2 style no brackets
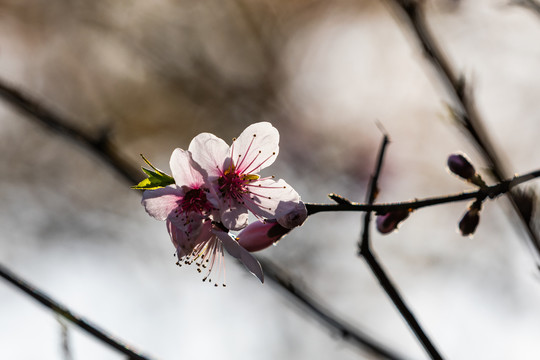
142,148,264,284
142,149,216,243
169,220,264,284
189,122,302,230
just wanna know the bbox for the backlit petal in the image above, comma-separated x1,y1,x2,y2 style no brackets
244,178,301,219
220,205,249,231
233,122,279,174
142,185,183,221
189,133,230,179
170,148,205,188
214,229,264,283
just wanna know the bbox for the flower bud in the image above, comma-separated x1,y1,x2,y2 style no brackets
447,153,476,180
237,220,290,252
276,201,308,229
376,209,410,234
459,208,480,237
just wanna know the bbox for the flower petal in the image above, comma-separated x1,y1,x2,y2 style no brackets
214,229,264,283
220,205,249,231
167,219,210,257
244,178,301,219
188,133,230,179
233,122,279,174
142,185,183,221
170,148,205,188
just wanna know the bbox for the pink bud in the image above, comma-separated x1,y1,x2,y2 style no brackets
447,153,476,180
237,220,290,252
376,209,410,234
276,201,308,229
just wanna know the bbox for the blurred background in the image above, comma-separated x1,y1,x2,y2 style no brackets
1,0,540,359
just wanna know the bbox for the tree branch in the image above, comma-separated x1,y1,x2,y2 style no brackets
358,135,444,360
306,169,540,215
0,263,152,360
385,0,540,264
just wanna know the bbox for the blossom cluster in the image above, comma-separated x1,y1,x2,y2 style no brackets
137,122,307,285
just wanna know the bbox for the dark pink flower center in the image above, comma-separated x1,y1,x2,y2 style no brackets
218,166,252,202
181,188,213,214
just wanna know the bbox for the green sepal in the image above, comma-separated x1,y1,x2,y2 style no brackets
131,154,175,190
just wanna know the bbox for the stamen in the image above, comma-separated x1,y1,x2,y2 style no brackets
243,152,276,174
235,134,257,171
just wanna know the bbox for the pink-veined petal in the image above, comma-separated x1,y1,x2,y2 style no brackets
244,178,301,219
232,122,279,174
167,219,211,257
220,205,249,231
167,211,205,238
170,148,205,188
213,229,264,283
142,185,183,221
189,133,230,179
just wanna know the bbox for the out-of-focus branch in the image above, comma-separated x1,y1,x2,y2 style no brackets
385,0,540,264
0,78,405,360
513,0,540,18
358,136,444,360
259,258,407,360
0,81,143,185
306,169,540,215
0,263,152,360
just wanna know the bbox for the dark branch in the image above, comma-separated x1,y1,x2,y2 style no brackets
259,258,408,360
359,134,389,254
0,80,143,185
358,136,444,360
306,169,540,215
0,263,152,360
512,0,540,18
385,0,540,264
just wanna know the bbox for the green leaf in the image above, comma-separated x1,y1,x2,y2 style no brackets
131,154,175,190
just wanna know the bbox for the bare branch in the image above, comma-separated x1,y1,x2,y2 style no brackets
379,0,540,263
0,263,153,360
358,136,444,360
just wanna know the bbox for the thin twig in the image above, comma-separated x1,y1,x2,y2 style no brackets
0,263,152,360
512,0,540,18
306,169,540,215
360,134,390,253
0,78,404,360
385,0,540,264
359,135,444,360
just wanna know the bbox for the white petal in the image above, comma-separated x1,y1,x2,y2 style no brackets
220,205,249,231
142,186,183,221
244,178,301,219
214,229,264,283
232,122,279,174
167,211,205,238
169,148,205,188
188,133,230,179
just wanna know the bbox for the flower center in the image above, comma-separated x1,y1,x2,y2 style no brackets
181,188,212,214
218,165,258,201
